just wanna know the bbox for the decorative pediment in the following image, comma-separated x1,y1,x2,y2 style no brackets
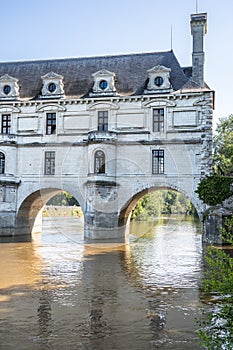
41,72,63,80
41,71,64,98
0,74,18,82
147,65,171,74
142,98,176,108
92,69,114,78
36,103,66,112
87,101,119,111
144,65,172,94
0,74,20,100
91,69,116,96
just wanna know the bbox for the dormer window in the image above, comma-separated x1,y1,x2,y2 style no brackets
99,80,108,90
41,72,64,98
144,65,172,94
91,69,116,96
3,85,11,95
154,76,164,87
0,74,19,100
48,82,56,93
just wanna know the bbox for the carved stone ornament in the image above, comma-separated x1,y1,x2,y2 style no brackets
91,69,116,95
0,74,20,100
145,65,172,93
41,72,65,98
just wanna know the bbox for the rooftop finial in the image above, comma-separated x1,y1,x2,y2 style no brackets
196,0,198,13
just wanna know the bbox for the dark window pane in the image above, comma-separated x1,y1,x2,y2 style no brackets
154,76,164,86
153,109,164,132
99,80,108,90
3,85,11,95
152,149,164,174
44,151,55,175
46,113,56,134
48,83,56,92
98,111,108,131
0,152,5,174
94,150,105,173
1,114,11,134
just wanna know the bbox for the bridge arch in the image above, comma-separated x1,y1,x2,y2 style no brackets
118,185,200,228
16,187,83,236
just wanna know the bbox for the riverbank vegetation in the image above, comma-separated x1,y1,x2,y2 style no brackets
196,114,233,348
196,114,233,205
44,191,82,217
198,218,233,349
131,190,196,221
47,191,79,206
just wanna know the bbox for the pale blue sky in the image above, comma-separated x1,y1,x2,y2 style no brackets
0,0,232,126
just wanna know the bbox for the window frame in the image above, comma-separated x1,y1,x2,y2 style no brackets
44,151,55,175
0,152,5,174
94,150,106,174
98,111,108,131
46,112,56,135
1,114,11,134
152,149,164,174
153,108,164,132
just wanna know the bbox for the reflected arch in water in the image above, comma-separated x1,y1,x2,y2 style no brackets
16,187,83,236
118,185,199,229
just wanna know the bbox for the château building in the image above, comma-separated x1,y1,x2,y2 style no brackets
0,13,214,241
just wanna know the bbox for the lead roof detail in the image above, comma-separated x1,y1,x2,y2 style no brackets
0,50,210,100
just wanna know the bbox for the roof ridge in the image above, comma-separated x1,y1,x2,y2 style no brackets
0,50,174,65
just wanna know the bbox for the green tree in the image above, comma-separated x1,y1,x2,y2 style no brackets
47,191,79,206
131,190,196,220
196,115,233,206
131,192,163,221
214,114,233,176
196,173,233,206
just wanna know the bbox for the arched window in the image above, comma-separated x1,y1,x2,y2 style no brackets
94,150,105,174
0,152,5,174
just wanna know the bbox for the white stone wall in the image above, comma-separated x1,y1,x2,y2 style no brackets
0,89,214,237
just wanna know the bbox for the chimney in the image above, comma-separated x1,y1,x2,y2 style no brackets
190,13,207,87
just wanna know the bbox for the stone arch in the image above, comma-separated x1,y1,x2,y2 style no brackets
16,187,83,236
118,184,200,228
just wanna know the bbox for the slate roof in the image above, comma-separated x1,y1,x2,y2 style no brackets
0,50,207,99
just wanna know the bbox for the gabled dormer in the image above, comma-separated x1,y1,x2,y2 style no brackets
144,65,172,94
0,74,20,100
41,72,65,98
91,69,116,96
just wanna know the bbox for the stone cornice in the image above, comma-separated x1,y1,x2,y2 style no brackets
0,91,213,109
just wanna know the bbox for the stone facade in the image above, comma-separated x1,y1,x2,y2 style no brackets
203,195,233,245
0,13,215,240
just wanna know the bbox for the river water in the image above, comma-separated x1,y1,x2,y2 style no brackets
0,216,207,349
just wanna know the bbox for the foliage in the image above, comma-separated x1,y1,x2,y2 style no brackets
214,114,233,176
131,190,196,221
47,191,79,206
197,217,233,349
195,174,233,205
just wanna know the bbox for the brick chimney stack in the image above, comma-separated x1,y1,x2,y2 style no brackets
190,13,207,87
